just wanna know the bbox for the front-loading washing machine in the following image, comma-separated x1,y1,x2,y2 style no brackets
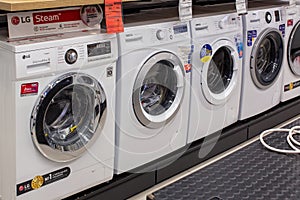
115,8,191,174
239,4,286,120
281,5,300,101
188,5,243,143
0,30,117,200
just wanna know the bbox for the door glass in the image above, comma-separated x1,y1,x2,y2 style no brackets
34,74,105,154
254,31,283,86
207,47,234,94
140,60,178,116
289,22,300,75
44,84,95,150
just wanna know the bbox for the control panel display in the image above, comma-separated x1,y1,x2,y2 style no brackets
275,10,280,22
173,24,188,34
87,41,111,57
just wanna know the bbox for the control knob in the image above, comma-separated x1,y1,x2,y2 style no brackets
218,20,225,29
156,30,165,40
65,49,78,65
265,12,272,23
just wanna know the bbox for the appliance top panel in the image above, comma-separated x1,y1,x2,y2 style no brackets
123,7,180,27
0,29,117,53
191,12,242,37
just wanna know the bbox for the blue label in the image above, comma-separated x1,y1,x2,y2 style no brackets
247,30,257,47
200,44,213,63
279,24,286,37
235,33,244,59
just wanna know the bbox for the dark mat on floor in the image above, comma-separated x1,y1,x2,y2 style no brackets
153,117,300,200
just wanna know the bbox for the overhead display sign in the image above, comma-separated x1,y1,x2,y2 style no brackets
7,6,102,39
235,0,247,15
179,0,192,22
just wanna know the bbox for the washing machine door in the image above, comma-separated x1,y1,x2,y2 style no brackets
31,73,106,162
250,28,284,89
288,21,300,76
132,52,185,129
201,40,239,105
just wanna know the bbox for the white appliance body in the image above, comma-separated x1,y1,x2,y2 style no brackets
0,31,117,200
115,20,191,174
281,5,300,101
188,12,243,143
239,7,285,120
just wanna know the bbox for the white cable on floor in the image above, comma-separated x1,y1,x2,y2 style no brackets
259,126,300,154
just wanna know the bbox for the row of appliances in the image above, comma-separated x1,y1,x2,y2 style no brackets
1,1,300,199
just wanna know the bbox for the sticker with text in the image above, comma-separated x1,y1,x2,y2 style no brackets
247,30,257,47
200,44,212,63
105,0,124,33
17,167,71,196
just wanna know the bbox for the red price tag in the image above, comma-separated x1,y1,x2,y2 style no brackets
105,0,124,33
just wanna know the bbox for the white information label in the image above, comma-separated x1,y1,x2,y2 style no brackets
290,0,296,6
235,0,247,15
179,0,192,22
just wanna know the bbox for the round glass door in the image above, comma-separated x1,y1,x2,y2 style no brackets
31,73,106,162
133,52,185,129
201,40,239,105
250,29,284,89
207,47,234,94
288,21,300,75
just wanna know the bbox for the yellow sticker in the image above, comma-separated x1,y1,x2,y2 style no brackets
289,82,294,90
31,176,44,190
200,44,212,63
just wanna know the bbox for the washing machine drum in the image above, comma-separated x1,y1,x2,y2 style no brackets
250,29,284,89
31,73,107,162
288,21,300,76
132,52,185,129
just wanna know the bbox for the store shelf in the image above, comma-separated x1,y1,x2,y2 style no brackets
0,0,137,11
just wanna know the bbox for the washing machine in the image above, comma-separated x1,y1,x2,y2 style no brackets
281,5,300,101
115,8,191,174
188,5,243,143
239,4,286,120
0,30,117,200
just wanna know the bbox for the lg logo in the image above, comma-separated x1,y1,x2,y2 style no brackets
11,16,31,25
11,16,20,25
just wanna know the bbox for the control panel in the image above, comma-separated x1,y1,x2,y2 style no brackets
15,38,116,79
120,21,190,51
192,14,241,36
248,8,285,27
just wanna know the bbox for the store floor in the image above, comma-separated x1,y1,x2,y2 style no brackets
129,115,300,200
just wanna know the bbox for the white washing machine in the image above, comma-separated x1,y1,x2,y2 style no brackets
0,31,117,200
281,5,300,101
239,5,286,120
115,8,191,174
188,6,243,143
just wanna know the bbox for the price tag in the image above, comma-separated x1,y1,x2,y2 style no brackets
105,0,124,33
179,0,192,22
235,0,247,15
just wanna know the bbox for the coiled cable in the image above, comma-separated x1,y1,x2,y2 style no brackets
260,126,300,154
